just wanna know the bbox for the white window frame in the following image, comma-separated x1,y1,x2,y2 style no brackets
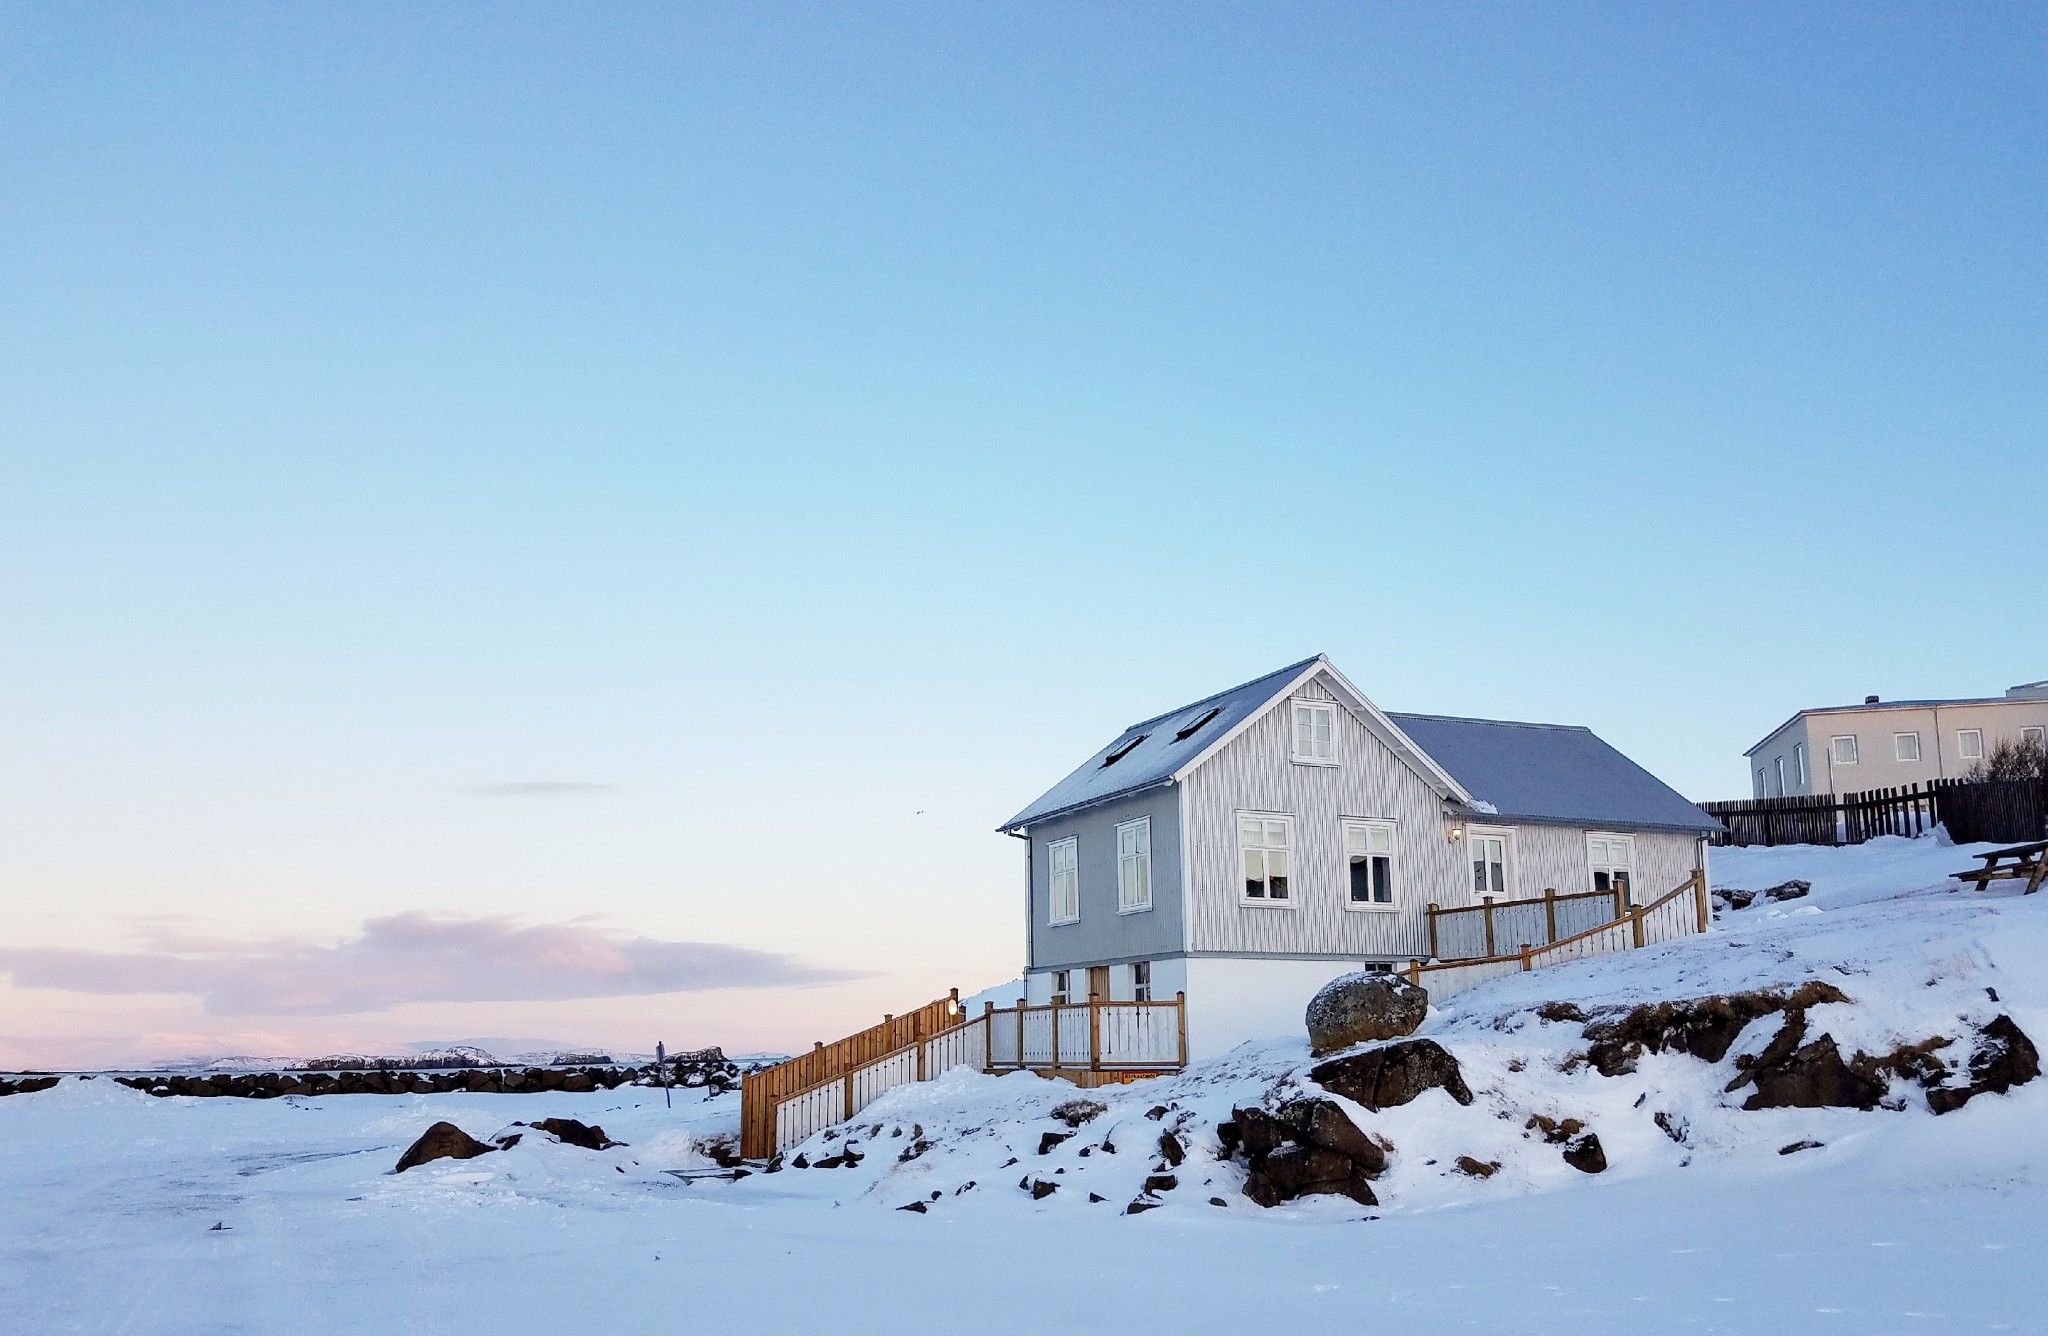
1290,702,1337,766
1236,811,1296,907
1794,742,1808,787
1587,832,1636,901
1754,768,1767,798
1115,817,1153,914
1774,756,1786,794
1051,969,1071,1004
1467,825,1515,901
2023,726,2046,748
1047,836,1079,926
1341,818,1398,912
1831,735,1859,765
1130,960,1152,1003
1958,729,1984,761
1894,731,1921,762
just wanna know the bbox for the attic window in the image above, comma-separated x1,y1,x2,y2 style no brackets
1174,707,1221,741
1101,734,1147,767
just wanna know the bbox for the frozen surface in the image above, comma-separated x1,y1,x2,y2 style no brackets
4,834,2048,1333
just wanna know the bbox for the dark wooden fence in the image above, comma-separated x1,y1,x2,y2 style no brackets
1700,778,2048,848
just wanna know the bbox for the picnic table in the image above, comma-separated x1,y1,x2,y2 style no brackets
1953,839,2048,895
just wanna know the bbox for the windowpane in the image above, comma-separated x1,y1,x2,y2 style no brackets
1243,848,1265,898
1372,856,1392,903
1267,820,1288,847
1268,848,1289,899
1960,731,1983,760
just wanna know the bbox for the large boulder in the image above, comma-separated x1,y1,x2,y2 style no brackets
1306,972,1429,1056
531,1117,621,1150
1308,1038,1474,1111
395,1121,499,1173
1928,1015,2041,1114
1276,1097,1385,1174
1221,1100,1387,1209
1742,1035,1884,1111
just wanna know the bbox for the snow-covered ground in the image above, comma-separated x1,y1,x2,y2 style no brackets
5,833,2047,1333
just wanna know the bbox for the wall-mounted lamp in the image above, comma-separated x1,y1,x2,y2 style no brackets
1444,813,1467,843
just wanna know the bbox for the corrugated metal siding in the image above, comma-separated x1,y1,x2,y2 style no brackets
1027,786,1185,971
1181,669,1449,960
1180,670,1706,961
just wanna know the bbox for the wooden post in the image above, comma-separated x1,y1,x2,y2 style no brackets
1426,904,1439,960
1612,886,1625,919
983,1000,995,1071
1543,888,1557,944
1175,991,1188,1068
1407,958,1422,986
1631,904,1646,949
1483,896,1496,957
914,1011,926,1082
1694,868,1709,934
1051,1003,1060,1073
1089,997,1101,1072
1519,941,1532,972
1016,1003,1025,1070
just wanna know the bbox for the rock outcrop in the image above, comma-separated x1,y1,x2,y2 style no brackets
1308,1039,1474,1111
394,1121,499,1173
1579,981,1849,1077
1219,1100,1385,1208
1305,972,1429,1056
1927,1015,2041,1114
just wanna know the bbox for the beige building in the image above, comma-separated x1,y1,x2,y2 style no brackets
1746,681,2048,798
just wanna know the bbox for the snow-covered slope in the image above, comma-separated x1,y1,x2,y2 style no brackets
3,834,2045,1334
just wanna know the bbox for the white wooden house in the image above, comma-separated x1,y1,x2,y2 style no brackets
1000,656,1721,1058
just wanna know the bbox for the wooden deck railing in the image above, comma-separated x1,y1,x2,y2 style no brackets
1404,870,1709,1002
740,992,1187,1158
1426,886,1625,961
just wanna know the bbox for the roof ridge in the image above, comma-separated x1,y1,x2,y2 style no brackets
1387,711,1590,733
1122,655,1322,731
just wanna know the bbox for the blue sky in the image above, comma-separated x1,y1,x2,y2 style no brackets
2,4,2043,1064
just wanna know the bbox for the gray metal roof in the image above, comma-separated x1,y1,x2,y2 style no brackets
999,658,1321,831
1387,713,1723,834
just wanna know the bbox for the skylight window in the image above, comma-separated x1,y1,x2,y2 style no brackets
1100,734,1147,767
1174,707,1221,741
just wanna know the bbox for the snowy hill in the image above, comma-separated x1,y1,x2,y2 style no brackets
2,833,2045,1333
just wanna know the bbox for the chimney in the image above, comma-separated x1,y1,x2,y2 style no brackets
1864,695,1880,705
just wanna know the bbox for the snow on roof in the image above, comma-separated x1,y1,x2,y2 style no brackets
1387,713,1723,834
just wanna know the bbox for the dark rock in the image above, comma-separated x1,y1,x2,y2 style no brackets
1298,1171,1377,1206
1309,1039,1474,1111
1230,1106,1289,1158
1145,1105,1169,1120
897,1201,927,1213
1929,1015,2041,1114
0,1076,60,1097
1743,1035,1884,1111
1210,1196,1229,1207
1561,1132,1606,1174
1727,1011,1810,1093
1654,1111,1689,1144
1536,1002,1587,1023
1028,1178,1058,1200
1779,1140,1824,1155
531,1117,621,1150
1038,1131,1072,1156
1258,1145,1354,1196
1143,1173,1178,1193
395,1121,498,1173
1088,1192,1106,1203
1124,1198,1160,1214
560,1072,594,1093
1157,1131,1185,1167
1276,1097,1384,1173
1586,981,1849,1078
1306,971,1430,1056
1241,1171,1286,1208
1051,1098,1107,1127
1454,1155,1500,1178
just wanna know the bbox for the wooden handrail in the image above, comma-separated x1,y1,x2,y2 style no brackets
1403,870,1707,981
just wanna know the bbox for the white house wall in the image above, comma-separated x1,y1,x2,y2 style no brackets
1179,671,1454,961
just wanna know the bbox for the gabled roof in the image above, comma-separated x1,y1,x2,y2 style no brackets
999,656,1467,832
1387,713,1723,834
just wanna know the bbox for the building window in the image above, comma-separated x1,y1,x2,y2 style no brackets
1344,820,1395,907
1239,814,1292,902
1831,735,1859,765
1131,961,1152,1002
1291,703,1335,764
1895,732,1921,762
1755,768,1767,798
1470,828,1510,898
1116,818,1152,912
1795,743,1808,787
1051,970,1071,1004
1048,837,1079,925
2024,726,2046,748
1958,729,1984,761
1774,756,1787,794
1588,834,1634,901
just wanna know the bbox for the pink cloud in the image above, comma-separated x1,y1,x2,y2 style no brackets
0,913,860,1016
